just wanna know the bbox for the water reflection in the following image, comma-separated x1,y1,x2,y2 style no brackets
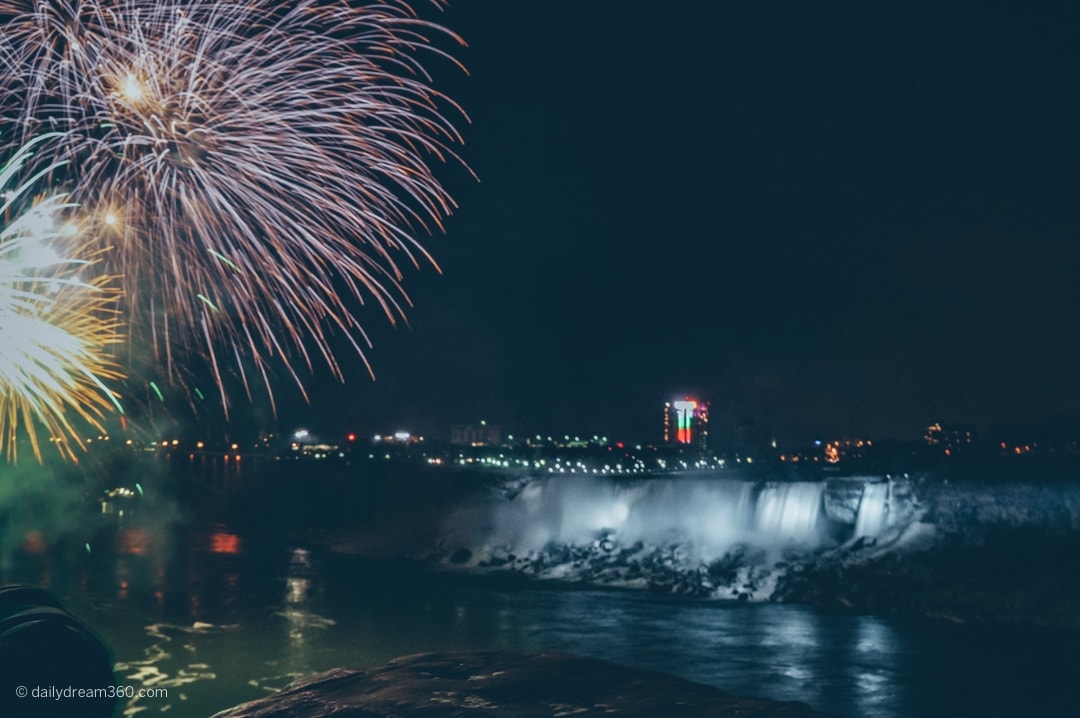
114,623,223,716
22,530,46,554
849,616,899,718
2,525,1076,718
286,576,308,605
856,615,896,655
210,530,241,555
118,527,153,555
276,546,336,681
760,606,822,703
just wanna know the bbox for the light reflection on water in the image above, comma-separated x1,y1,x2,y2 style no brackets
1,522,1075,718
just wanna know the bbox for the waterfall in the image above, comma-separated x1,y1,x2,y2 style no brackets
441,471,1080,602
474,476,831,560
854,482,889,538
441,473,928,598
754,482,826,543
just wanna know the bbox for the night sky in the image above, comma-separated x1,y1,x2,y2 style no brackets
279,1,1080,445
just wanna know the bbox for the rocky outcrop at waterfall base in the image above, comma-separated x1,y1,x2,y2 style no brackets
212,651,830,718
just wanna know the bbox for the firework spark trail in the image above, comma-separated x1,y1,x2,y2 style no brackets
0,0,469,412
0,134,124,462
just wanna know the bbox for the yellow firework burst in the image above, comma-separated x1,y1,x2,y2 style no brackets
0,134,124,462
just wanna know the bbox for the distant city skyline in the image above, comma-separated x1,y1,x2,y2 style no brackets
141,392,1080,454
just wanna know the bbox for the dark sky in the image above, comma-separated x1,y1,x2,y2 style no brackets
278,1,1080,445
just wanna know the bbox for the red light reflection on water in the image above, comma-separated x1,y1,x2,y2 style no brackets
118,528,153,555
210,530,241,554
22,531,46,554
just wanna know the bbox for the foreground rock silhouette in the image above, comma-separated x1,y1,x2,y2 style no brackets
0,586,118,718
213,651,828,718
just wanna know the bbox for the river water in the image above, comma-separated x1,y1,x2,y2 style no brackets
1,520,1075,718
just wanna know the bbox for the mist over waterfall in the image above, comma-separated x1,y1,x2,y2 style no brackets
441,473,912,598
482,478,834,558
456,475,899,555
440,471,1080,603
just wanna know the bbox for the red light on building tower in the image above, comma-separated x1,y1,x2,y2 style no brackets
665,397,709,449
673,400,697,444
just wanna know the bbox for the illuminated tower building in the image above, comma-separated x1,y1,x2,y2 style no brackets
664,397,709,450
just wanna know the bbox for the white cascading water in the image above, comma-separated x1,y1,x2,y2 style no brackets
754,482,826,544
475,476,830,561
442,473,1080,601
854,482,890,538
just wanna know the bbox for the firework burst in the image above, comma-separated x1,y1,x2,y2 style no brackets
0,135,124,462
0,0,468,411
